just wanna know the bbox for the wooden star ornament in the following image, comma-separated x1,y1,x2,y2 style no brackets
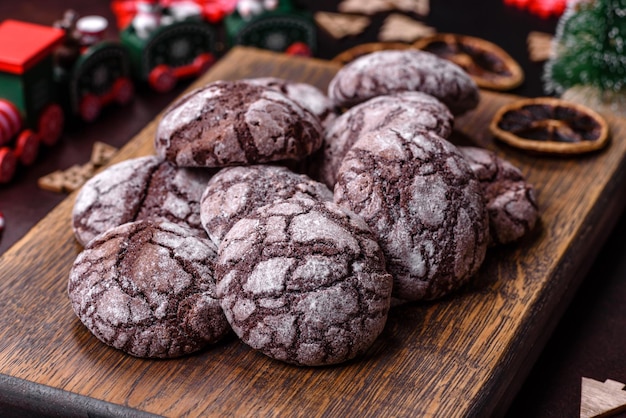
378,14,435,43
337,0,395,15
527,31,553,62
314,12,371,39
580,378,626,418
387,0,430,16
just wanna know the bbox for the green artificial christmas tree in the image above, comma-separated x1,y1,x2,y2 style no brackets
544,0,626,113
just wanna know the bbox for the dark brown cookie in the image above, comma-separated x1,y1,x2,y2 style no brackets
72,156,213,246
334,129,489,301
459,146,539,245
245,77,338,129
216,197,393,366
328,49,480,115
155,80,324,168
68,220,230,358
200,165,332,247
312,92,454,188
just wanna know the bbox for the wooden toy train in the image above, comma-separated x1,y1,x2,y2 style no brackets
0,0,316,183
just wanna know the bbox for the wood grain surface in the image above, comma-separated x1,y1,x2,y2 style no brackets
1,47,625,417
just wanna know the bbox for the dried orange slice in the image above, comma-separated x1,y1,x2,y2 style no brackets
413,33,524,91
489,97,610,155
331,42,413,65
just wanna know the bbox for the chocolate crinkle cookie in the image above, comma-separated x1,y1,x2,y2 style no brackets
245,77,338,129
72,155,212,246
334,129,489,301
155,80,324,168
215,197,393,366
327,49,480,115
311,92,454,188
68,220,230,358
459,146,539,245
200,164,332,247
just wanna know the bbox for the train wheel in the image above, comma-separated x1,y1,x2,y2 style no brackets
113,77,134,106
79,94,102,123
193,53,215,75
0,147,17,184
14,130,40,166
0,100,22,146
149,65,176,93
0,116,10,147
285,42,312,57
38,104,64,146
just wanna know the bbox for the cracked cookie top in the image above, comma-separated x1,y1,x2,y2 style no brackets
68,219,230,358
312,92,454,188
334,129,489,301
327,49,480,115
200,165,332,247
459,146,539,245
245,77,338,129
215,197,392,366
72,156,213,246
155,80,324,168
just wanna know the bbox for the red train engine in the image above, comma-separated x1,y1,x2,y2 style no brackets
0,20,66,183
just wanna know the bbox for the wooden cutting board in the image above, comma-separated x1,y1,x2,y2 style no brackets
1,47,625,417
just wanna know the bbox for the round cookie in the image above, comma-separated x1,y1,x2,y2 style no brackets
334,129,489,301
216,197,393,366
200,164,332,247
459,146,539,245
72,155,212,246
155,80,324,168
328,49,480,115
245,77,338,128
68,219,230,358
313,92,454,188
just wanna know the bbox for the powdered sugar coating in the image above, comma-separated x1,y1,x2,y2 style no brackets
68,220,230,358
312,92,454,188
155,80,324,168
334,129,489,301
459,146,539,245
216,197,393,366
245,77,338,128
72,156,213,246
200,165,332,247
328,49,480,115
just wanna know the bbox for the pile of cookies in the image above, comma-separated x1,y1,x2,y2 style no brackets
67,49,539,366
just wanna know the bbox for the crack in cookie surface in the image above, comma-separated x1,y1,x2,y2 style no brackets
459,146,539,245
155,80,324,168
72,156,213,247
328,49,479,115
200,165,332,247
216,198,392,366
312,92,454,188
68,220,229,358
334,129,489,301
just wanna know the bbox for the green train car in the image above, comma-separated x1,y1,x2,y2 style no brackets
121,15,218,93
225,0,316,56
0,20,66,183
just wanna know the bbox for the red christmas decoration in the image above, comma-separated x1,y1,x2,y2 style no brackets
503,0,568,18
111,0,238,29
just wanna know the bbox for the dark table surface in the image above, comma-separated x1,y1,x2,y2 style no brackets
0,1,624,417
